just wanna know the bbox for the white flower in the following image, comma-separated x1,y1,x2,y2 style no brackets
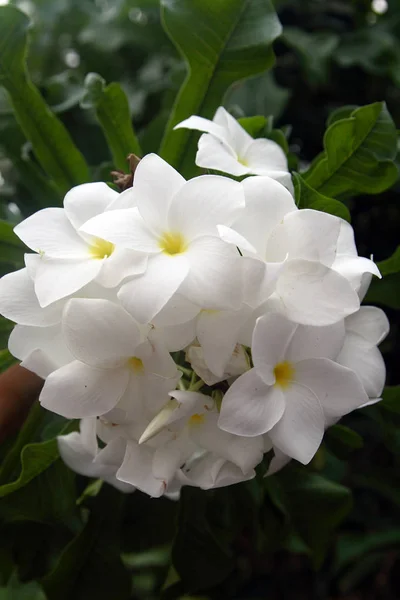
13,183,147,306
8,323,73,379
174,107,291,188
80,154,245,323
39,298,180,419
115,390,264,496
222,176,379,325
337,306,389,399
58,418,134,493
219,312,368,464
186,343,250,386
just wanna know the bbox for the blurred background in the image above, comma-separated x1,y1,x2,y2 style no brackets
0,0,400,598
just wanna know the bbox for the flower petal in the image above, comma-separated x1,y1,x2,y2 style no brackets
174,114,227,140
337,334,386,398
63,298,141,367
276,259,360,325
95,247,148,288
81,207,159,252
196,307,250,378
117,441,166,497
34,257,103,307
168,175,245,240
191,412,264,473
182,236,243,310
237,176,297,257
285,320,346,362
196,133,248,176
218,369,285,437
268,382,324,464
9,323,73,370
252,312,298,384
135,153,186,233
345,306,389,345
0,267,63,326
118,252,189,324
63,182,118,230
40,360,129,418
242,138,288,174
295,357,369,420
265,209,341,266
14,208,89,258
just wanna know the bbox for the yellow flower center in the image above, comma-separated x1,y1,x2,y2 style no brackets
188,413,205,427
273,361,295,389
237,156,248,167
158,231,188,255
128,357,144,373
89,237,115,260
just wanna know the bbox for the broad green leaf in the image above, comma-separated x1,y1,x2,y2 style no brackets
325,425,364,459
327,105,358,127
326,425,364,449
304,102,398,198
377,246,400,276
0,220,25,269
159,0,281,175
272,466,353,568
0,402,73,492
172,487,233,592
81,73,142,172
0,6,90,196
42,485,131,600
364,273,400,309
237,115,267,137
293,173,351,222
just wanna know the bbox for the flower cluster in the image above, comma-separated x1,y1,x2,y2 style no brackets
0,108,389,496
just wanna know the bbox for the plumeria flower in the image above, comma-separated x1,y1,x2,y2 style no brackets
115,390,263,496
186,342,250,386
13,183,147,306
174,107,291,189
9,323,74,380
219,312,368,464
40,298,180,419
222,176,379,325
81,154,245,323
178,451,258,490
337,306,389,399
58,418,134,493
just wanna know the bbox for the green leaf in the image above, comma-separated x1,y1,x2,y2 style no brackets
364,273,400,309
380,386,400,414
0,6,90,196
0,572,46,600
304,102,398,198
334,529,400,573
0,220,25,269
272,466,353,568
0,349,16,374
172,487,233,592
325,425,364,459
293,173,351,222
159,0,281,175
377,246,400,276
237,115,267,137
42,485,131,600
81,73,142,172
0,402,73,493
